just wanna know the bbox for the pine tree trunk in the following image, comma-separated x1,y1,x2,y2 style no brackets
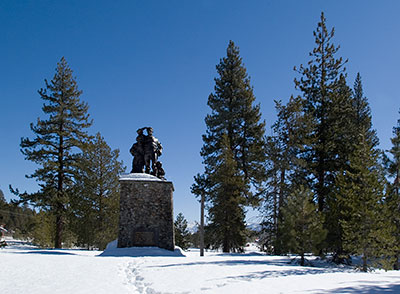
55,126,64,249
200,192,205,257
394,255,399,270
55,213,63,248
362,254,368,272
223,240,229,253
317,163,325,212
300,252,305,266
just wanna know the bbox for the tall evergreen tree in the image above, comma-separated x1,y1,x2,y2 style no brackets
174,212,191,250
70,132,124,250
386,110,400,269
322,75,356,258
194,40,267,252
352,73,379,148
262,96,308,254
336,134,395,272
15,57,92,248
326,73,380,260
293,13,367,260
387,110,400,197
200,40,267,204
207,133,246,252
294,12,348,213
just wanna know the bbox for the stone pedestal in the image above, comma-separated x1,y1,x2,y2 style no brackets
118,173,175,251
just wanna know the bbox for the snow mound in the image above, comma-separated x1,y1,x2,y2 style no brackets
119,173,166,182
99,239,185,257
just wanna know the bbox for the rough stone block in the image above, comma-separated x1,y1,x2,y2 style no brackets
118,173,175,251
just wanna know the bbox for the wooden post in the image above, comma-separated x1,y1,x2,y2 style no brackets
200,192,205,256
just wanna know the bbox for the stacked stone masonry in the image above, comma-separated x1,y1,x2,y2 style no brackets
118,174,175,251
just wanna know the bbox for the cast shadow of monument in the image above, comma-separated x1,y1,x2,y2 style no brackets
314,281,400,293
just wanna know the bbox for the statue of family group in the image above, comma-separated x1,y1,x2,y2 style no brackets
130,127,165,179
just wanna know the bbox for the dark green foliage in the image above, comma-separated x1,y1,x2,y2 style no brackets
322,75,357,256
15,57,92,248
290,12,372,259
174,212,191,250
201,40,267,204
0,195,36,240
280,186,327,266
195,40,267,253
70,132,124,250
31,211,56,247
386,110,400,269
325,73,380,261
294,12,348,213
207,134,246,252
352,73,379,148
387,110,400,196
336,135,395,272
262,96,309,254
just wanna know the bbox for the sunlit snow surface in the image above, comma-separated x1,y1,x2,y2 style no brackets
119,173,166,181
99,239,185,257
2,239,400,294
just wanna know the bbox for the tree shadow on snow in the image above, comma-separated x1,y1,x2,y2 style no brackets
150,257,343,272
14,250,78,255
151,257,354,282
152,258,287,268
315,280,400,293
222,266,348,281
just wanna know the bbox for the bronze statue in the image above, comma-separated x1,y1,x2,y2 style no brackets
130,128,145,173
130,127,165,179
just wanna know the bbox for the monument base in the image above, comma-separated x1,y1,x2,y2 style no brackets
118,173,175,251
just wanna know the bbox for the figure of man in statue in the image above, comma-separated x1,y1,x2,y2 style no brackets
130,128,145,173
143,127,163,174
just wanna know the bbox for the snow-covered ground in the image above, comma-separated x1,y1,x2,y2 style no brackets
1,239,400,294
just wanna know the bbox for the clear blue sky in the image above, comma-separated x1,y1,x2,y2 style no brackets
1,1,399,223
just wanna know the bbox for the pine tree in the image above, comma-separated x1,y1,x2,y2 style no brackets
174,212,191,250
352,73,379,148
325,73,381,262
280,186,327,266
386,110,400,269
262,96,308,254
387,110,400,197
200,40,267,205
194,40,266,253
293,13,370,260
15,57,92,248
336,134,395,272
294,12,348,213
322,75,357,258
207,133,247,252
70,132,124,250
